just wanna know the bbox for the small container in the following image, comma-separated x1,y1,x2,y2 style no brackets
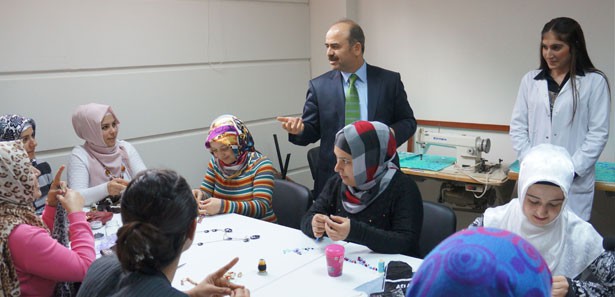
325,244,345,277
378,259,385,273
90,220,103,230
257,259,267,273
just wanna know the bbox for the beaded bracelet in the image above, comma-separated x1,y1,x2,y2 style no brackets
345,256,378,271
282,247,316,255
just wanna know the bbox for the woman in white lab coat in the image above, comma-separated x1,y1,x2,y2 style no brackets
510,17,610,220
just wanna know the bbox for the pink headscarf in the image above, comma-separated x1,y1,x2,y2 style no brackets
71,103,129,187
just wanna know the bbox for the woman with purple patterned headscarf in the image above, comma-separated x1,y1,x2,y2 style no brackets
195,115,277,222
300,121,423,256
406,227,552,297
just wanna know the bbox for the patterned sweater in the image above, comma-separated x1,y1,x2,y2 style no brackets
471,216,615,296
200,152,277,222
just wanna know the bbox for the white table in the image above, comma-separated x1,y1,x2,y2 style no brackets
170,213,422,297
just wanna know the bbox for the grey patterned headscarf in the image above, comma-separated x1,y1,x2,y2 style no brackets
0,114,36,141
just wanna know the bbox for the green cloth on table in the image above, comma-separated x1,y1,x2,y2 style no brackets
509,160,614,183
399,152,456,171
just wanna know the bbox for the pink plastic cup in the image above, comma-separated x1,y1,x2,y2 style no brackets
325,244,345,277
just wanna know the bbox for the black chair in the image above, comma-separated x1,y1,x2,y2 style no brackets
307,146,319,181
604,236,615,251
272,179,313,230
419,200,457,258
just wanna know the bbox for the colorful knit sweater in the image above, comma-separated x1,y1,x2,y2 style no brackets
200,152,277,222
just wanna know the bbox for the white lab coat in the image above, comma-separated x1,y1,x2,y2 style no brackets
510,69,610,220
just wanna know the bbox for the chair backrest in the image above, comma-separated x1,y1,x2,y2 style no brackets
419,200,457,258
272,179,313,230
307,146,319,181
604,236,615,251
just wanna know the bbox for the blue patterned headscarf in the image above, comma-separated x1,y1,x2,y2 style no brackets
406,227,552,297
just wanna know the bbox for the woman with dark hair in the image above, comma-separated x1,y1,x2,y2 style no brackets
77,169,249,297
300,121,423,257
471,144,614,296
510,17,610,221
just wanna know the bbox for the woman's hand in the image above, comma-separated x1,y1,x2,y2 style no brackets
185,257,246,297
312,214,327,238
46,165,66,207
58,189,85,214
202,198,223,216
193,189,204,201
107,178,129,196
324,215,351,241
230,287,250,297
552,275,569,297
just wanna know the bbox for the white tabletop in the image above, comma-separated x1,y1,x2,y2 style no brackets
170,213,423,297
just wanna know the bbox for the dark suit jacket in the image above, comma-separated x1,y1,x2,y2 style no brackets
290,64,416,196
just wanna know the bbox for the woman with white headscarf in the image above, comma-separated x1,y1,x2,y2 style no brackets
471,144,614,296
68,103,147,205
300,121,423,256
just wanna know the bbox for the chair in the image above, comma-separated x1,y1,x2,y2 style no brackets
271,179,313,230
307,146,319,182
419,200,457,258
604,236,615,251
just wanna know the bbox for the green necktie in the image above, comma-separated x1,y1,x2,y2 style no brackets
345,74,360,125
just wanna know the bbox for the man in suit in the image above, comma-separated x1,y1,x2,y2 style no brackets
278,19,416,197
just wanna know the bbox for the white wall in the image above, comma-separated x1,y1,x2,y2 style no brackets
354,0,614,163
2,0,613,192
0,0,313,188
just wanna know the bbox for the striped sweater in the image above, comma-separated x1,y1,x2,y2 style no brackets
200,152,277,222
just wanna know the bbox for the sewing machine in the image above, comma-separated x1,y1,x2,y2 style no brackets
415,128,491,172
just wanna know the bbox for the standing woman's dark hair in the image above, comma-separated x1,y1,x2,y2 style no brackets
539,17,610,118
116,169,197,274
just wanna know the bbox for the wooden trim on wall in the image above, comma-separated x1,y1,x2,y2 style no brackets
407,120,510,152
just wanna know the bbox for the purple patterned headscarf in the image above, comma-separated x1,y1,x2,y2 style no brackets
406,227,552,297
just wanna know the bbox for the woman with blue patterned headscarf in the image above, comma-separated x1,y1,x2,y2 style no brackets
406,227,552,297
300,121,423,256
195,115,277,222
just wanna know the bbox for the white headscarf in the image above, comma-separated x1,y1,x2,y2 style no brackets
484,144,603,277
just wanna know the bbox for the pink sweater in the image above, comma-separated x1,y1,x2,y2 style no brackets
8,206,95,297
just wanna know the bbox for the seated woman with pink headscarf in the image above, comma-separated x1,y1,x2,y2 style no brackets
68,103,147,205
